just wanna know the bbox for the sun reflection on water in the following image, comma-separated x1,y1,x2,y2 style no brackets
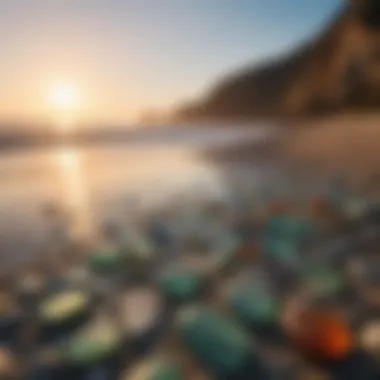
54,146,93,240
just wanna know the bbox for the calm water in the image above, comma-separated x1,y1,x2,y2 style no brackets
0,125,278,268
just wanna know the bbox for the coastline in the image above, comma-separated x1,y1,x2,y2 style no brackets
202,113,380,193
280,113,380,192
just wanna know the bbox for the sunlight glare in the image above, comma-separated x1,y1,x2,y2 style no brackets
55,147,94,240
49,83,82,111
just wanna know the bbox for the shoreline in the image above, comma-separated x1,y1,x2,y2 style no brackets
280,113,380,192
202,113,380,193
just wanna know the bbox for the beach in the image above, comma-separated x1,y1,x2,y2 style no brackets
204,113,380,194
279,114,380,192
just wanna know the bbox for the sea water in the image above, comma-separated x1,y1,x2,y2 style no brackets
0,124,277,273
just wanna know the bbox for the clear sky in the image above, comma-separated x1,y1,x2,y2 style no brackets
0,0,341,126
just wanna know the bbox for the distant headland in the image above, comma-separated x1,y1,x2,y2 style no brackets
174,0,380,122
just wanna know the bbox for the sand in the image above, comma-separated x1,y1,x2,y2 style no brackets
202,112,380,195
279,113,380,192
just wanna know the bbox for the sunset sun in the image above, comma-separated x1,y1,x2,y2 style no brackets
47,83,83,132
49,83,81,111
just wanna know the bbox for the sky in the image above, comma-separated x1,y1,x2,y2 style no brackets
0,0,341,126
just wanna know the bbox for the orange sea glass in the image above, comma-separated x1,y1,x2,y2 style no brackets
283,303,353,360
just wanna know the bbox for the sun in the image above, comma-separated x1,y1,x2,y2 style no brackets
49,83,82,111
47,82,83,132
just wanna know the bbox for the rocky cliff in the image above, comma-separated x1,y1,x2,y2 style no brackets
175,0,380,120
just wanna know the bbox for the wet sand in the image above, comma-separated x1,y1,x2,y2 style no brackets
280,113,380,192
204,113,380,193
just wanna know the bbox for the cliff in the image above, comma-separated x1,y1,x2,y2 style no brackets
175,0,380,121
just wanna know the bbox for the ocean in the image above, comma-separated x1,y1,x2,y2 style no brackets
0,124,278,269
